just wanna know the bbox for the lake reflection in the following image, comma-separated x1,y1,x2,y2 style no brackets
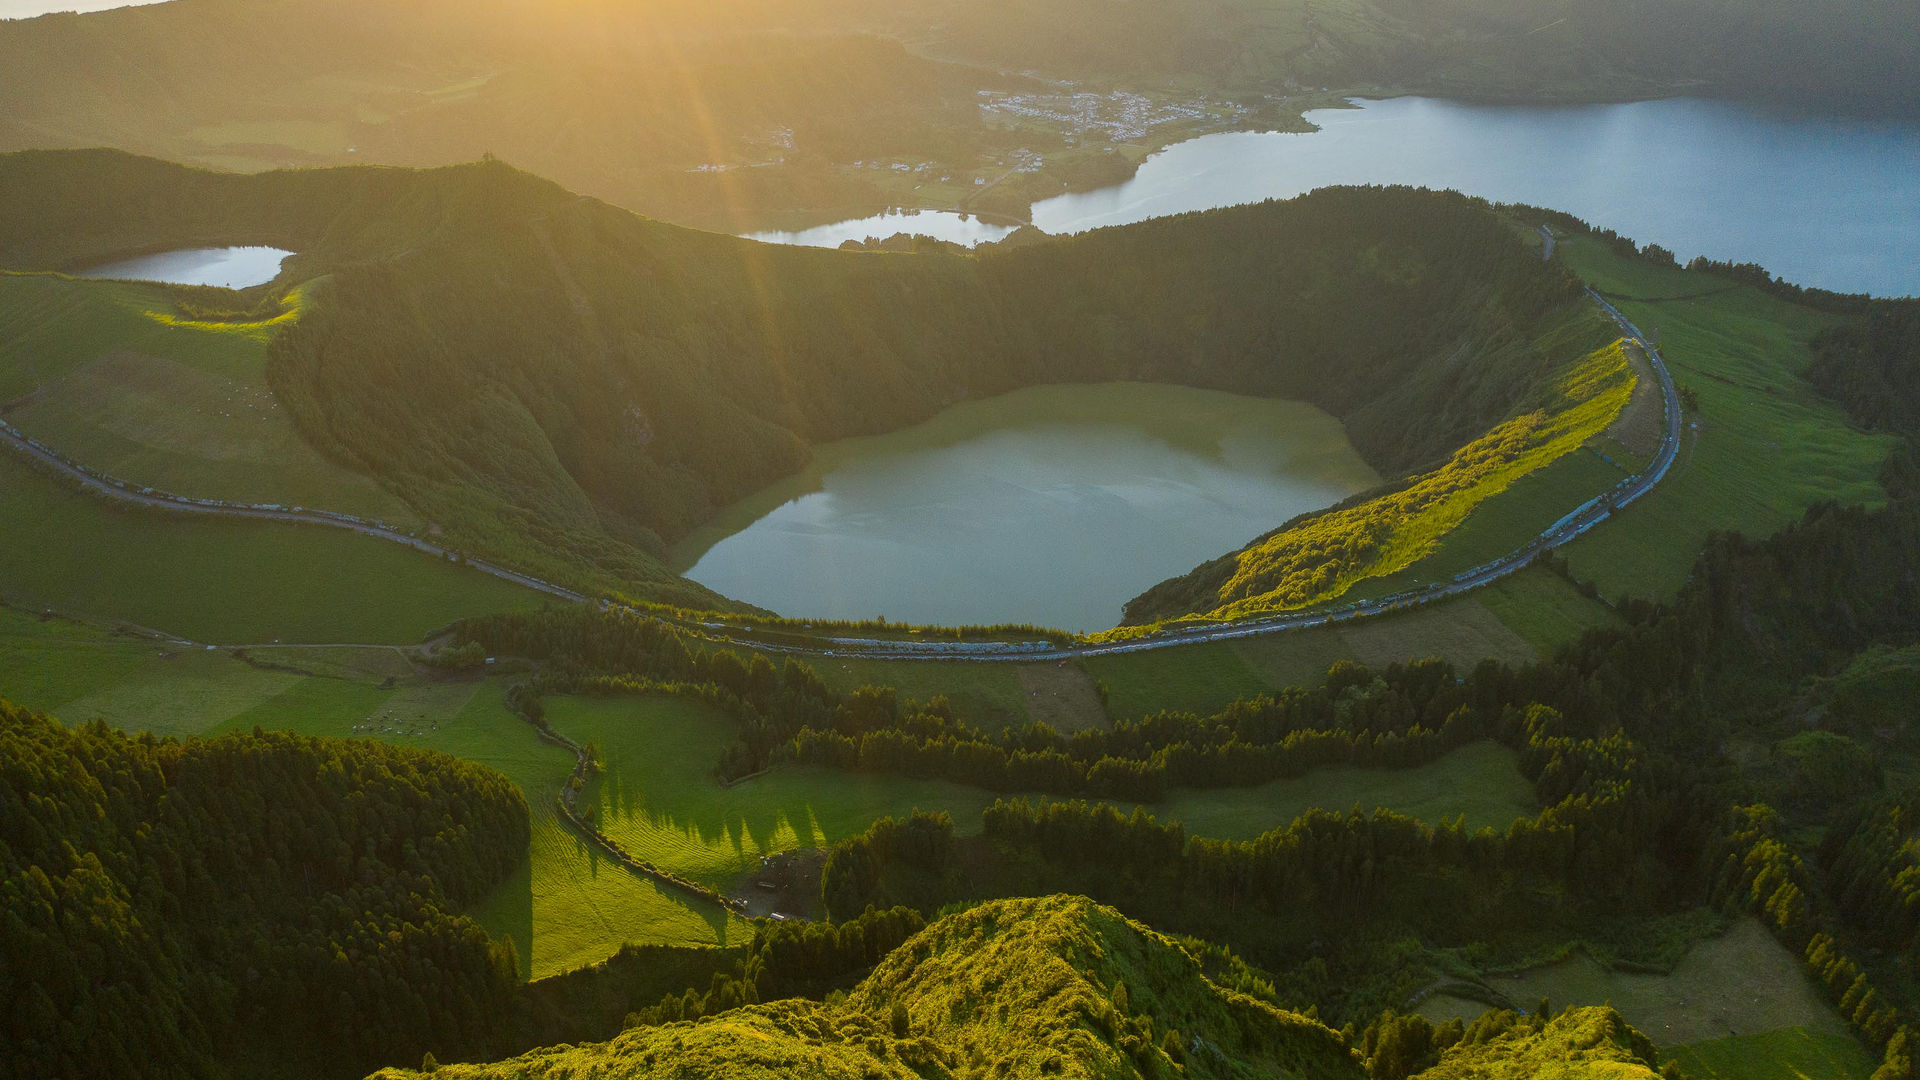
1030,97,1920,296
746,209,1017,249
675,383,1380,632
79,246,293,289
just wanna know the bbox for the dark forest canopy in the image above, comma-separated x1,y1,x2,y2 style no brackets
0,703,529,1080
0,150,1604,610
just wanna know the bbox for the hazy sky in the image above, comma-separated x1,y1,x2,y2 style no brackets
1,0,167,17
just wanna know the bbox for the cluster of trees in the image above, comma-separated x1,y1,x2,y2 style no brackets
0,701,529,1080
821,812,959,922
1808,299,1920,438
785,657,1497,799
1820,790,1920,967
460,606,845,779
620,906,928,1027
1718,804,1914,1077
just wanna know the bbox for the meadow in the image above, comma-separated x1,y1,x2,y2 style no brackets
1082,567,1617,720
1667,1027,1878,1080
1553,239,1897,600
0,453,544,644
0,272,416,525
553,691,1537,898
1419,918,1871,1078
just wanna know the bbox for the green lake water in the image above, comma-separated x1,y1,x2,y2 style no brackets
673,382,1380,632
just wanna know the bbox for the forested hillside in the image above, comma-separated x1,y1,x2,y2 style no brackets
0,151,1606,610
0,700,528,1080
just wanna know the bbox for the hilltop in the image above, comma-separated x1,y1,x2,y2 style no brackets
368,893,1672,1080
0,149,1614,617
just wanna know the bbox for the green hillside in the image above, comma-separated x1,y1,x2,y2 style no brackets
0,150,1610,619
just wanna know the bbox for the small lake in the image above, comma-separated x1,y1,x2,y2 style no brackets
674,383,1380,632
78,246,292,289
746,209,1017,249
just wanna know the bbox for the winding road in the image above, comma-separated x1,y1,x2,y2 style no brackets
3,291,1680,660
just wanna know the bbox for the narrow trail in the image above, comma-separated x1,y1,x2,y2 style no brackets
3,293,1680,662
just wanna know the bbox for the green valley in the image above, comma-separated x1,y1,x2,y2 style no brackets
2,14,1918,1079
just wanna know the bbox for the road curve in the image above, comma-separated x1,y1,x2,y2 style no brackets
0,418,587,604
3,291,1679,660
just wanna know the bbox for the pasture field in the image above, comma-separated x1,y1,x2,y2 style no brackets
1420,919,1848,1054
1154,740,1534,836
0,272,415,525
1081,640,1276,720
1471,565,1625,656
7,606,1539,979
201,679,749,979
1666,1027,1876,1080
554,694,1008,889
551,692,1536,883
0,612,724,978
0,453,545,644
1554,239,1897,600
1084,570,1615,721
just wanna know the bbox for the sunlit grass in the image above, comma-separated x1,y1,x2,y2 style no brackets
1554,238,1897,600
1104,336,1634,634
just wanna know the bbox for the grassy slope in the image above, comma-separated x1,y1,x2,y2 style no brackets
375,895,1365,1080
1555,238,1897,601
1156,741,1534,836
1118,324,1630,628
0,272,416,523
0,454,543,644
1667,1028,1877,1080
1419,918,1863,1075
0,154,1610,620
1083,568,1617,720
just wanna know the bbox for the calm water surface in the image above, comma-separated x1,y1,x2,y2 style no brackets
759,97,1919,296
746,209,1017,249
79,246,293,288
1031,97,1920,296
675,383,1380,631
